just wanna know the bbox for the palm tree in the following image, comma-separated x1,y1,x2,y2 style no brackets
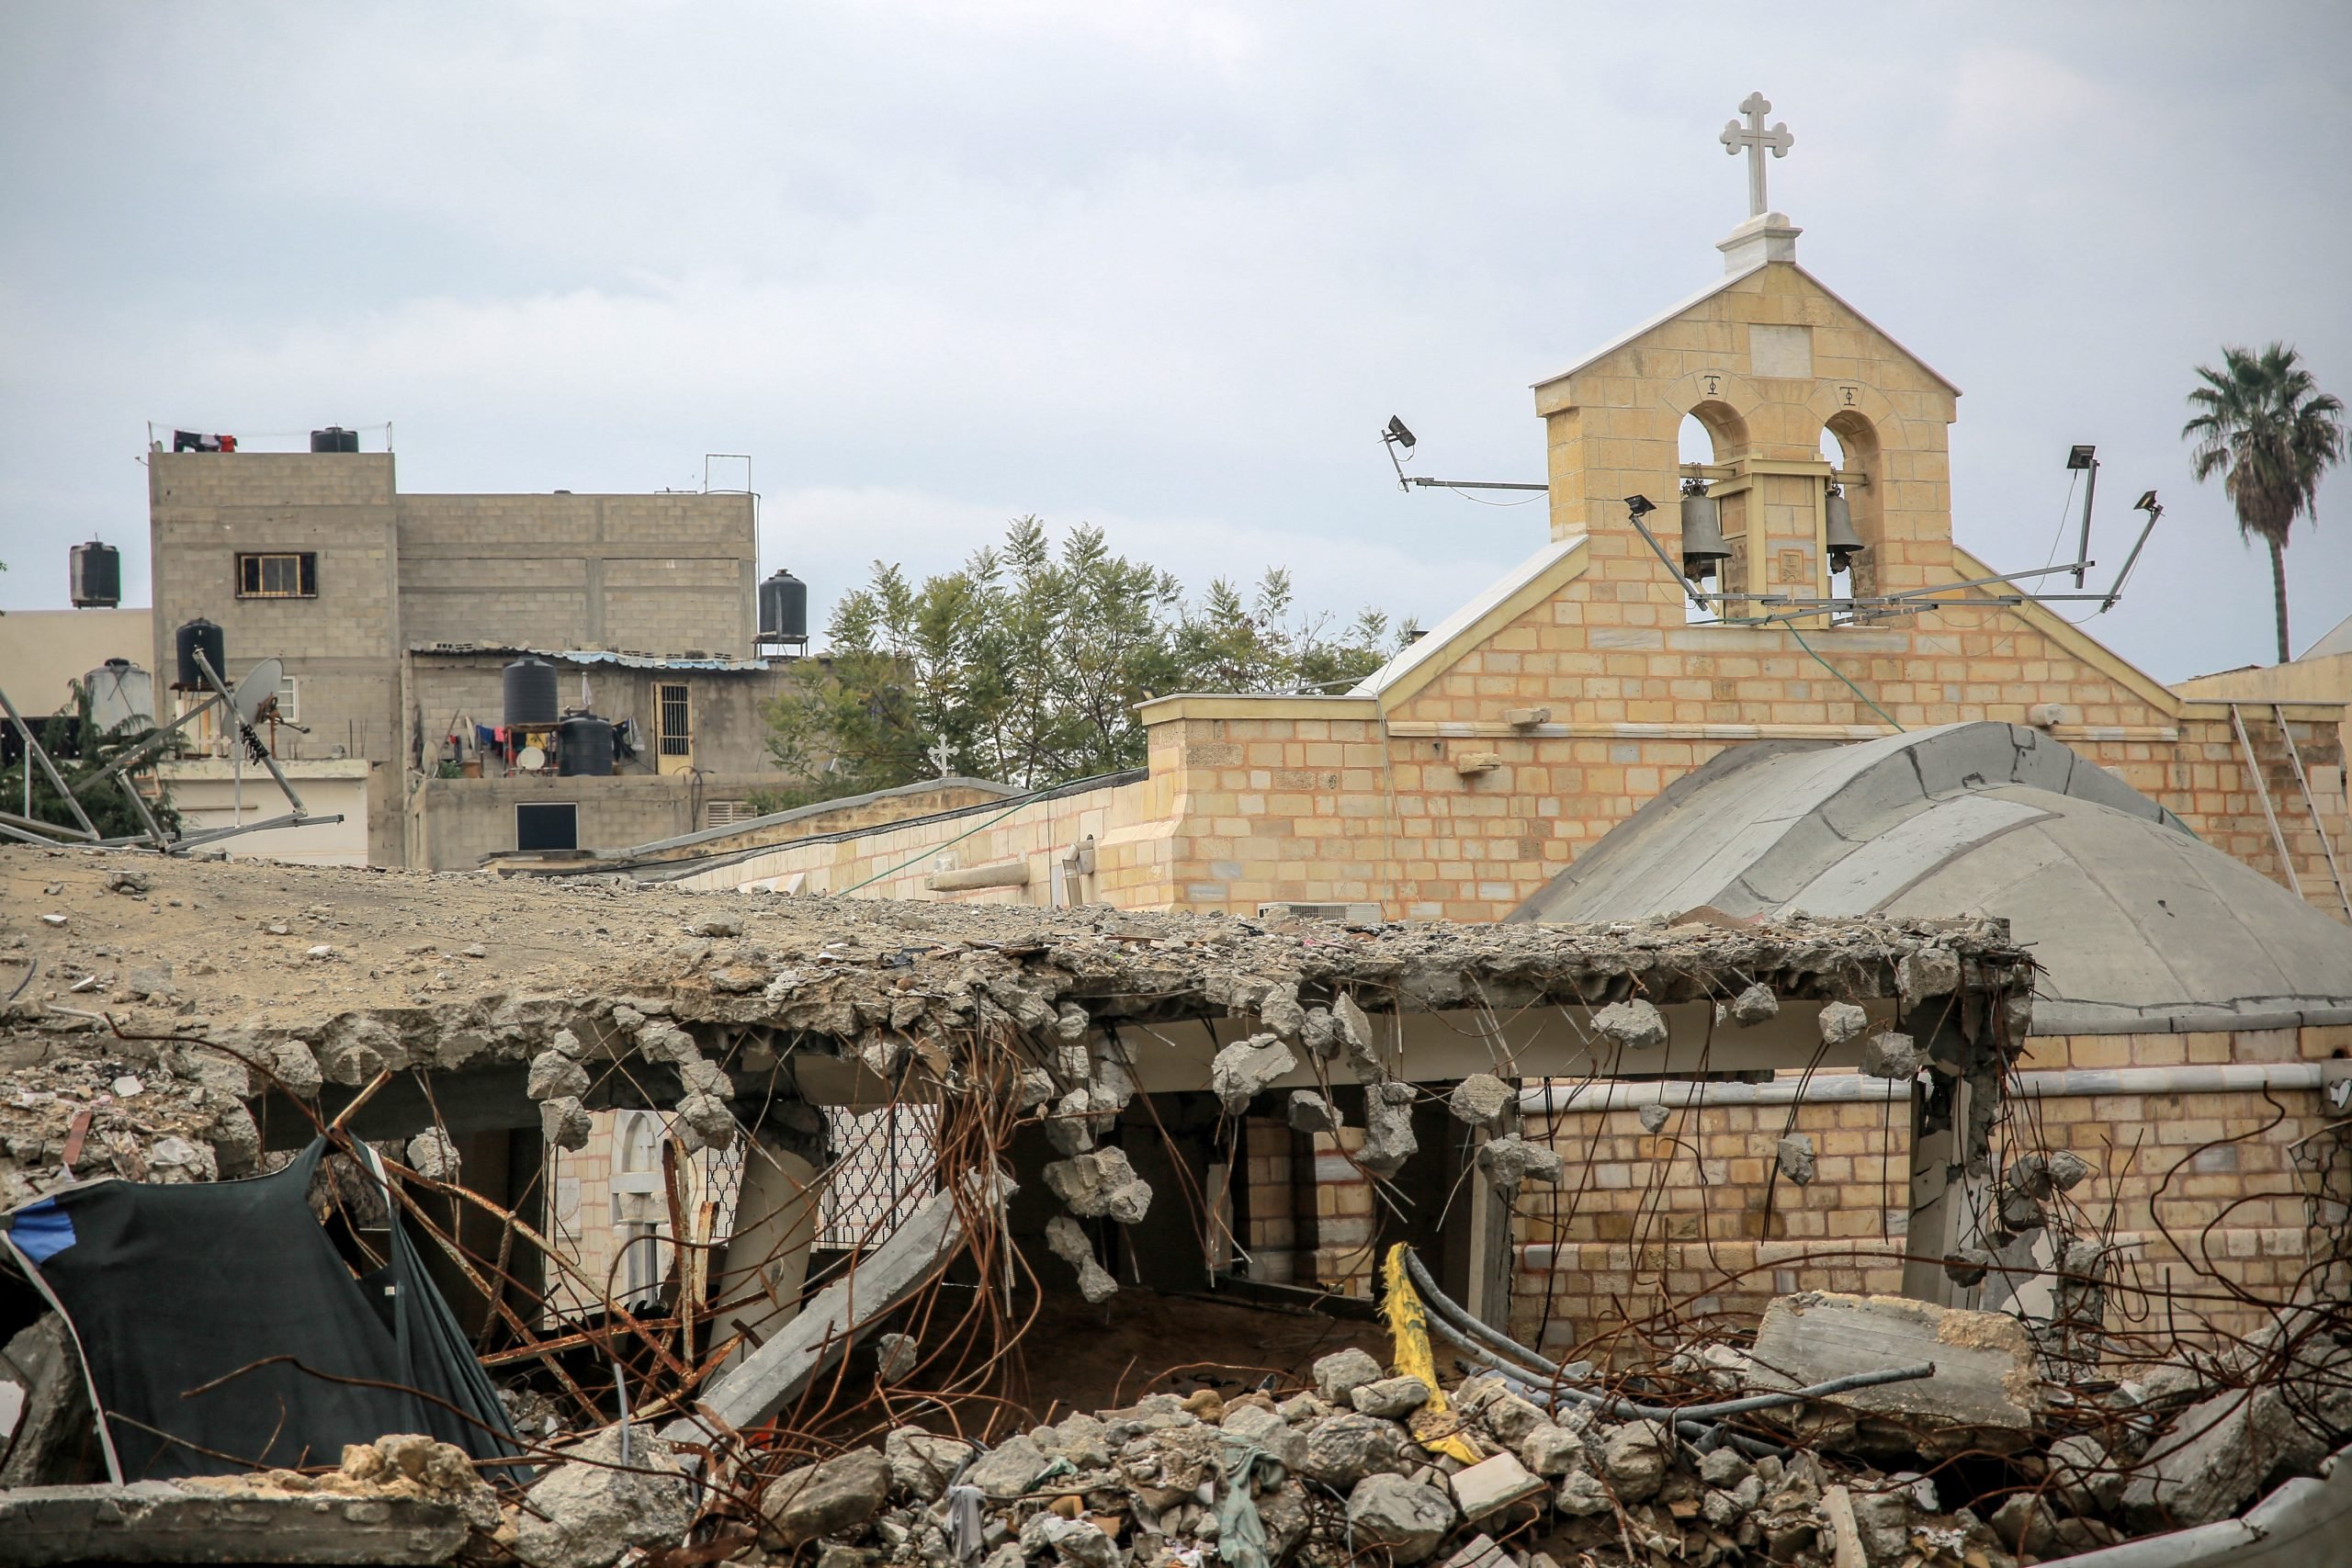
2182,343,2347,664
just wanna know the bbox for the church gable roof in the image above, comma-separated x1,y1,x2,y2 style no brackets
1532,260,1962,398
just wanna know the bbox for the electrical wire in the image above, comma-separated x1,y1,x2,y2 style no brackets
1786,622,1903,730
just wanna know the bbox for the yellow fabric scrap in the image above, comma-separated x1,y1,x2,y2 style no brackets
1379,1243,1483,1463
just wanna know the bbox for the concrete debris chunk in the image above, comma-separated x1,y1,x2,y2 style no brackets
674,1089,736,1151
1313,1348,1385,1406
403,1128,461,1182
1750,1291,2040,1457
1361,1080,1419,1178
1447,1073,1514,1131
1351,1374,1433,1418
1042,1145,1152,1224
1729,982,1780,1024
540,1094,594,1152
1858,1030,1919,1079
1591,998,1668,1050
874,1331,920,1384
1259,983,1306,1043
1301,1411,1408,1486
1449,1451,1546,1521
0,1314,90,1486
1476,1133,1562,1190
1515,1423,1587,1477
763,1446,892,1547
2121,1381,2331,1529
1600,1418,1669,1502
519,1422,692,1568
1210,1032,1296,1114
525,1048,591,1102
1817,1000,1869,1044
1555,1468,1612,1516
1896,945,1961,1006
1637,1100,1670,1134
1344,1472,1457,1564
1775,1133,1816,1185
885,1425,975,1503
1287,1089,1343,1134
1331,991,1376,1069
1439,1532,1508,1568
1018,1068,1057,1109
1045,1213,1120,1303
967,1432,1053,1497
1046,1088,1098,1155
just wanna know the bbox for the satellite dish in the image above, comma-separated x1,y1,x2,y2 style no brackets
516,744,548,773
231,658,284,723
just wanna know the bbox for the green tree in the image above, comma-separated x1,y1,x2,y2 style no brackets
756,518,1412,809
2182,343,2347,664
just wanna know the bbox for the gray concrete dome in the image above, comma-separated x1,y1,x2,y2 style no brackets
1509,722,2352,1034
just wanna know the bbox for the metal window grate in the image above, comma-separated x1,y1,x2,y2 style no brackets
703,799,755,829
818,1105,938,1250
657,683,692,756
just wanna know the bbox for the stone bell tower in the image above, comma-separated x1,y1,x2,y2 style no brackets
1531,94,1960,613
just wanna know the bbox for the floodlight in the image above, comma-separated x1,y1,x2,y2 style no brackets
2133,491,2158,513
2066,445,2097,470
1385,416,1417,450
1624,494,1657,517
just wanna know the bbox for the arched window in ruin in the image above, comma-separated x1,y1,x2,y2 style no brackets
614,1110,666,1306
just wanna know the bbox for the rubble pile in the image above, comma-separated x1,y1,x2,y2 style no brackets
480,1303,2332,1568
0,847,2031,1213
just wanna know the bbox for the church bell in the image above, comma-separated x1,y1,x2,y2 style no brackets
1679,479,1731,581
1824,483,1865,572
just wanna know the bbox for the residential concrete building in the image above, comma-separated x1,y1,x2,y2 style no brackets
144,447,815,868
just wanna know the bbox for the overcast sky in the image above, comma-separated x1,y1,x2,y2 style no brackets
3,2,2347,680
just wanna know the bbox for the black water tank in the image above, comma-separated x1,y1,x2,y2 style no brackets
759,568,808,644
503,657,560,728
175,618,225,690
310,426,359,454
69,539,121,607
558,714,616,777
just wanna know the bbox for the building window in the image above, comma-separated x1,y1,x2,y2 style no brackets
235,552,318,599
657,684,691,756
271,676,300,724
515,802,578,852
612,1111,665,1305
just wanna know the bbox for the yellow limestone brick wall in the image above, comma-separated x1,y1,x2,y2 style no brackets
667,771,1182,907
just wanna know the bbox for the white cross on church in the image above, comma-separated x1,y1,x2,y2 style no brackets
1720,92,1793,218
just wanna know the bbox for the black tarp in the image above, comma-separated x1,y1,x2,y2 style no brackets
0,1138,522,1481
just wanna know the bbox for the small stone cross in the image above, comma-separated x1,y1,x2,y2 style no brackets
927,738,954,778
1720,91,1793,218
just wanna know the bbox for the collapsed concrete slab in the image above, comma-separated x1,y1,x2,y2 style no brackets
1748,1292,2039,1456
0,1483,472,1567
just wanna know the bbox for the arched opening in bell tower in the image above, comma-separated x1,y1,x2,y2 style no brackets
1679,404,1749,623
1820,412,1883,599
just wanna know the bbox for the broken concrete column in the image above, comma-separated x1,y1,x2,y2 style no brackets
1045,1213,1119,1303
1046,1088,1098,1156
1210,1033,1296,1115
708,1134,822,1376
